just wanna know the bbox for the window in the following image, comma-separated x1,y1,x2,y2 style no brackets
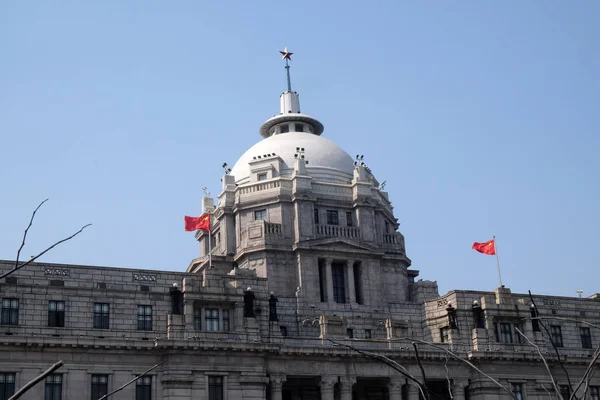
257,173,267,181
365,329,372,339
314,208,319,224
93,303,110,329
498,322,513,343
347,328,354,338
385,221,390,233
346,211,353,227
208,376,224,400
222,310,230,332
318,262,326,302
326,210,339,225
590,386,599,400
581,327,592,349
0,373,15,400
550,325,563,347
440,327,449,343
530,306,540,332
48,301,65,327
279,124,289,133
353,263,363,305
1,299,18,326
280,326,288,337
295,123,304,132
136,376,152,400
45,374,62,400
514,324,522,344
511,383,523,400
254,209,266,221
194,308,202,331
137,305,153,331
205,308,219,331
331,264,346,303
91,375,108,400
560,385,570,400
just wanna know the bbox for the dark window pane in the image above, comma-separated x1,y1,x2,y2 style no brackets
205,308,219,331
581,327,593,349
137,305,152,331
48,301,65,327
314,209,319,224
326,210,339,225
136,376,152,400
550,325,563,347
91,374,108,400
208,376,223,400
332,264,346,303
1,298,19,326
346,211,353,227
194,308,202,331
280,124,289,133
45,374,62,400
0,373,15,400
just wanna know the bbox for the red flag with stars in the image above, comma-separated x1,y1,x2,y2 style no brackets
184,214,210,232
472,239,496,255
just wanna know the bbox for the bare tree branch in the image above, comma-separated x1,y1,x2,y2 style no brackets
529,290,574,395
523,316,600,332
444,354,453,400
515,327,562,400
541,384,555,399
1,223,92,281
15,199,49,269
8,360,63,400
413,342,430,400
98,361,163,400
569,342,600,400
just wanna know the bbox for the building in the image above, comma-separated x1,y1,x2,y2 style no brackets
0,53,599,400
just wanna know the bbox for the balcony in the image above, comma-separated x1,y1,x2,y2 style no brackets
315,224,360,239
382,232,406,254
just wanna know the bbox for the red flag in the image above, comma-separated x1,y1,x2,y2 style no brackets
472,239,496,255
184,214,210,232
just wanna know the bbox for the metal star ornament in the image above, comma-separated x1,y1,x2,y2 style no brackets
279,47,293,61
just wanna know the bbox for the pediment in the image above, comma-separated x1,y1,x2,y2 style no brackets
297,237,380,254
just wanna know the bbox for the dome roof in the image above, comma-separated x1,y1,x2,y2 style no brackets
230,132,355,184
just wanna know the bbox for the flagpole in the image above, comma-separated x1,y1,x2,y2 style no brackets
494,235,503,288
208,217,212,269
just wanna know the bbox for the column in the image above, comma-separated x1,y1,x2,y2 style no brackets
325,259,334,304
346,260,356,304
407,383,420,400
388,379,403,400
270,375,286,400
453,380,468,400
320,376,336,400
340,377,356,400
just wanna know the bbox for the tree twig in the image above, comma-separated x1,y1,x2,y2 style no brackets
444,354,453,400
98,361,163,400
15,199,48,269
413,342,430,400
529,290,574,395
8,360,63,400
569,342,600,400
515,327,562,400
523,316,600,332
1,223,92,281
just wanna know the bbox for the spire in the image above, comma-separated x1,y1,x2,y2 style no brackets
279,47,293,92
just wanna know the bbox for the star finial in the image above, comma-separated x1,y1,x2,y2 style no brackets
279,47,293,61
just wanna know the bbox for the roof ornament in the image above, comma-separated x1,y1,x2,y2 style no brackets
202,187,211,197
279,47,293,92
222,162,231,175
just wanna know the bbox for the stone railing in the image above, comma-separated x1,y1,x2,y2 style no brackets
315,224,360,239
382,232,405,253
383,233,399,244
312,182,353,197
264,222,283,236
236,179,292,195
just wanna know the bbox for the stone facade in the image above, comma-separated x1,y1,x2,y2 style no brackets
1,74,599,400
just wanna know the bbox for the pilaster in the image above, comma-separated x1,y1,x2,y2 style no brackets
346,260,356,304
320,376,337,400
269,375,286,400
388,378,403,400
325,258,334,304
340,376,356,400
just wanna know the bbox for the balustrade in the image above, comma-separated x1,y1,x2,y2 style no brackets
315,224,360,239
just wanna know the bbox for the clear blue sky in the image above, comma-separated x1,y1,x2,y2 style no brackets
1,1,598,298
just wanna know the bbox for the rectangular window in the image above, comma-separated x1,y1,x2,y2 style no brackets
91,375,108,400
318,261,326,302
385,221,390,233
581,327,592,349
205,308,220,331
135,376,152,400
440,327,449,343
257,173,267,181
280,326,288,337
511,383,523,400
499,322,513,343
590,386,599,400
314,208,319,224
560,385,570,400
365,329,372,339
514,324,522,344
48,301,65,327
45,374,62,400
346,211,353,227
295,123,304,132
93,303,110,329
347,328,354,338
1,299,19,326
550,325,563,347
137,305,153,331
0,373,15,400
353,263,363,305
331,264,346,303
194,308,202,330
326,210,339,225
208,376,224,400
254,209,266,221
279,124,289,133
222,310,230,332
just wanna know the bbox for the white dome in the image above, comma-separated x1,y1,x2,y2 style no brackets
230,132,355,184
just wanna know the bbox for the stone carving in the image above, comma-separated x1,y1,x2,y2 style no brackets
44,268,70,277
133,274,157,282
